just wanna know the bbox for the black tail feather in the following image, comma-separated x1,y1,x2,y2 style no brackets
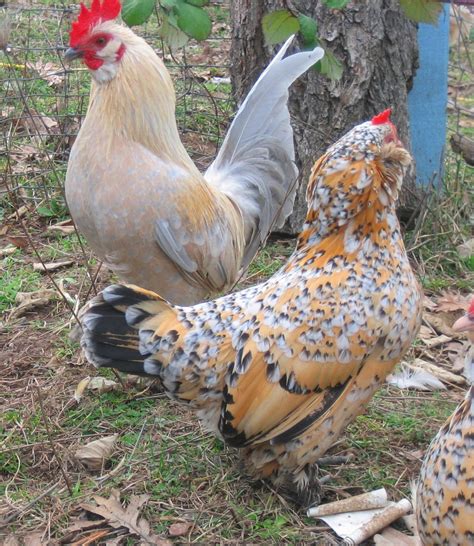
102,284,161,307
81,287,147,374
84,333,144,362
80,284,171,379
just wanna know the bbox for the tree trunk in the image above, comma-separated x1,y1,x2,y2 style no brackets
230,0,419,233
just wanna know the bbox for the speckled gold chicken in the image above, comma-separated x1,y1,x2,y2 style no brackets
81,110,423,504
416,298,474,545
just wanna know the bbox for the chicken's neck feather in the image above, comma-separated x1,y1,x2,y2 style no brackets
83,30,200,174
293,144,411,266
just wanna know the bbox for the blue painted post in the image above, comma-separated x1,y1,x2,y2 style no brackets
407,4,450,188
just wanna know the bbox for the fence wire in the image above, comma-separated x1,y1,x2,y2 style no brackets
1,1,232,210
0,2,473,313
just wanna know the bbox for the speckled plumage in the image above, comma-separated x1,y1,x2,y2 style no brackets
416,303,474,545
81,116,423,500
416,388,474,545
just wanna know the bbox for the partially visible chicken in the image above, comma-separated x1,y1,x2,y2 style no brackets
64,0,323,304
81,110,422,505
416,297,474,545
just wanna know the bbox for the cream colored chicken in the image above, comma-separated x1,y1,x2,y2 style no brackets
64,0,323,304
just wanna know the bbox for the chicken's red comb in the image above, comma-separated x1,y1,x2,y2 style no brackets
469,297,474,317
371,108,392,125
70,0,121,47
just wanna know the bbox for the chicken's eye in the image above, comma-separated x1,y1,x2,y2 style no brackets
95,37,106,46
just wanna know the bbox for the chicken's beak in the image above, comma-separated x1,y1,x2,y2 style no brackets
64,47,83,63
452,314,474,333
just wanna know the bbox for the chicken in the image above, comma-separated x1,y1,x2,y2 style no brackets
63,0,323,305
415,297,474,545
81,110,422,505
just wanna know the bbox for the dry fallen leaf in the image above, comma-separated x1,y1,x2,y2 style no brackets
75,434,118,471
2,537,20,546
61,523,110,545
14,531,46,546
7,235,29,249
74,376,91,402
33,260,74,272
169,522,192,537
7,205,29,220
74,376,120,403
8,289,57,320
62,518,107,542
457,238,474,258
80,489,172,544
420,334,452,349
418,324,435,341
0,245,16,257
424,312,458,337
45,355,61,369
2,105,15,118
87,376,119,393
12,110,59,147
405,449,424,461
423,296,438,312
46,219,75,235
434,292,470,313
27,60,65,87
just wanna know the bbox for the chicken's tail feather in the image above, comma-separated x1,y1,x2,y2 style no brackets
81,284,170,376
205,37,324,268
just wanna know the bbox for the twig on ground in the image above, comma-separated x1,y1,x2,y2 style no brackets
0,482,60,526
35,383,73,495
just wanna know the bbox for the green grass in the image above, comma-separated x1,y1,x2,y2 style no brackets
39,232,87,261
54,330,80,360
0,255,43,313
247,241,293,279
405,167,473,292
339,389,456,492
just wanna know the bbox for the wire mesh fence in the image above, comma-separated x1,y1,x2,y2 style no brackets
446,4,474,176
0,1,234,316
407,3,474,279
1,1,232,209
0,1,473,315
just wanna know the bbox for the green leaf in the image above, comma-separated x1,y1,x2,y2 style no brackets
36,206,55,218
122,0,155,26
159,15,189,50
262,10,300,46
315,47,343,80
174,2,212,40
185,0,209,6
322,0,350,8
297,14,318,48
160,0,177,8
166,9,179,27
399,0,442,24
36,198,67,219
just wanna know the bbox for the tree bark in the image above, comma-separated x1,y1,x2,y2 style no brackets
230,0,419,233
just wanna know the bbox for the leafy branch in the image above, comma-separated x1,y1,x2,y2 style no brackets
121,0,444,80
122,0,212,49
261,0,443,80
